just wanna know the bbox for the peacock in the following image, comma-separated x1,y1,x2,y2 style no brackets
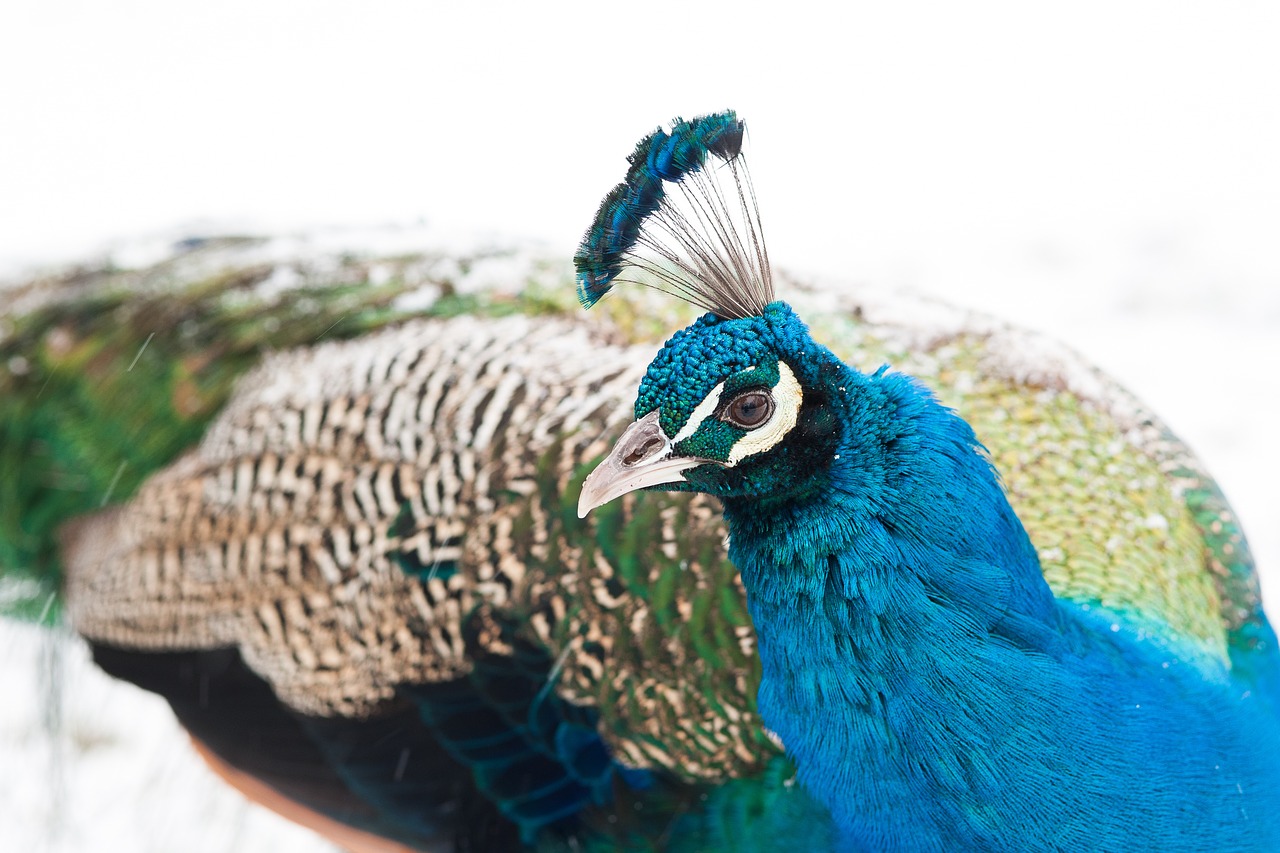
2,111,1273,850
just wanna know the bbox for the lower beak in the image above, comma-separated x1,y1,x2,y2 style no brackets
577,410,706,518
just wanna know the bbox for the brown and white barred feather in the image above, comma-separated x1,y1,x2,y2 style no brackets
68,315,643,713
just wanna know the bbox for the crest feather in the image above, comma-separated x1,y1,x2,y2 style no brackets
574,110,774,320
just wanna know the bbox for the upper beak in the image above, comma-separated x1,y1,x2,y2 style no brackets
577,410,706,518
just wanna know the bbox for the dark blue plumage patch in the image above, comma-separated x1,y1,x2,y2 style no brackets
404,615,649,844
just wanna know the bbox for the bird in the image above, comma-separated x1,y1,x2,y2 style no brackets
574,112,1280,850
0,110,1271,850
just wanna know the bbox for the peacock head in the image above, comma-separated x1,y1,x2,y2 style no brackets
574,111,866,517
578,301,851,516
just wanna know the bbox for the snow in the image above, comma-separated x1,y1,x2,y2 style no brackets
0,620,338,853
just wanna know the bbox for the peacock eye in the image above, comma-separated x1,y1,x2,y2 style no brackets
722,389,775,429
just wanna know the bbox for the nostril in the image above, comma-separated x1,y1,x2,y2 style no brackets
622,435,665,466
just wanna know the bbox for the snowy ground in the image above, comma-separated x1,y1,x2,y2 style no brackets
3,2,1278,850
0,619,338,853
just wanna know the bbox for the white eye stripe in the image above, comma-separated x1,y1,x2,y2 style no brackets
670,362,804,467
672,379,726,444
726,362,802,464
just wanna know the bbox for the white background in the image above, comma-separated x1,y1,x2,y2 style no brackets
2,2,1278,850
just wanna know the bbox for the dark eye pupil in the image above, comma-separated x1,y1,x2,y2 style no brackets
727,391,773,428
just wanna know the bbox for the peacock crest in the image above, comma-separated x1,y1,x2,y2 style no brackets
574,110,773,320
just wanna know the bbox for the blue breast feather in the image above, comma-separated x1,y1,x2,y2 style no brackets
701,305,1280,851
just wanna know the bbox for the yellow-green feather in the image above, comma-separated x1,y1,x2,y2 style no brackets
807,291,1253,671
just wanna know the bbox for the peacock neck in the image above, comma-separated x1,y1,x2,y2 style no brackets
719,365,1055,626
719,370,1065,847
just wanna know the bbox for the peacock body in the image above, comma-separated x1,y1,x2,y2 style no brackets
4,113,1275,850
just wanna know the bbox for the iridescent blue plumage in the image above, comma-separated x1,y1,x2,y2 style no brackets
588,303,1280,851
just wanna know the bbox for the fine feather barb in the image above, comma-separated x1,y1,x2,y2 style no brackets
574,111,774,319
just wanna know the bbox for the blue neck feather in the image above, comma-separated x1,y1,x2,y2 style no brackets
721,359,1280,852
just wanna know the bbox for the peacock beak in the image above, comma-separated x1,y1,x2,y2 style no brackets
577,410,705,518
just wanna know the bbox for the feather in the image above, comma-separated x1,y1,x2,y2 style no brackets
574,111,773,319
